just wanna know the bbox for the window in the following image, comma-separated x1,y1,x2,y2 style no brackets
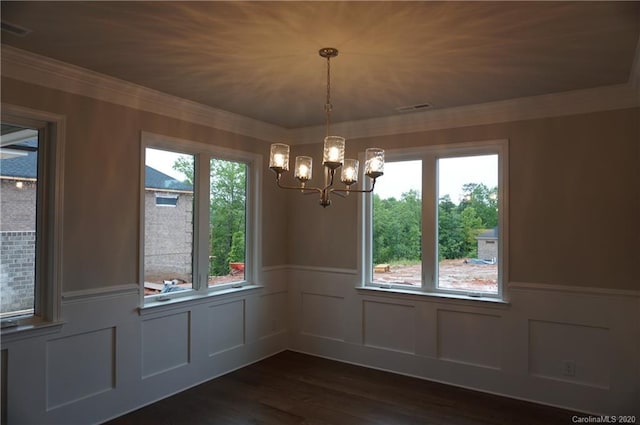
1,106,64,329
364,140,507,299
155,193,179,207
143,148,195,295
141,132,259,303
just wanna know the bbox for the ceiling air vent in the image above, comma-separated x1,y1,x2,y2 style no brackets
1,21,32,37
395,102,433,113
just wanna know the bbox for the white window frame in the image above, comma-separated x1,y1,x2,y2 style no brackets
1,104,65,336
360,139,508,301
139,131,262,307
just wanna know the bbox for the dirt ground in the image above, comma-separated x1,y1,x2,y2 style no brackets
373,259,498,293
146,260,497,295
144,272,244,295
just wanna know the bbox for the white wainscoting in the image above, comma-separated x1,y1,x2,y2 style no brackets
363,300,416,354
437,309,501,370
2,267,637,423
46,326,116,409
288,266,640,416
0,276,288,425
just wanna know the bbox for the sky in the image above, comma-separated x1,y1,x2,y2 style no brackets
146,148,498,202
374,155,497,202
146,147,192,181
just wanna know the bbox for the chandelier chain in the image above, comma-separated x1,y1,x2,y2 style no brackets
325,55,332,137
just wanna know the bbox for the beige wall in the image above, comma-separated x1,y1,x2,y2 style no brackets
2,76,638,291
1,77,288,292
287,108,639,290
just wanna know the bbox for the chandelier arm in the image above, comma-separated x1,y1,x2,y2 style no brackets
275,176,323,194
329,178,378,194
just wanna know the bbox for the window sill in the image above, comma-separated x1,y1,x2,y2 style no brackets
139,284,263,316
1,319,64,344
356,286,510,309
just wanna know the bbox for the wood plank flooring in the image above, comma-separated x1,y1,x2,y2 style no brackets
105,351,581,425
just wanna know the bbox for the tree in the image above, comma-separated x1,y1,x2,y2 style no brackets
372,190,421,264
172,156,194,185
438,195,465,260
458,183,498,228
209,159,246,276
460,206,483,258
373,183,497,264
173,157,247,276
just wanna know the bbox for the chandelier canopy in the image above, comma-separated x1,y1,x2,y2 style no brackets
269,48,384,207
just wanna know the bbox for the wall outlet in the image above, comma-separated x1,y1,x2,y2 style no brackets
562,360,576,377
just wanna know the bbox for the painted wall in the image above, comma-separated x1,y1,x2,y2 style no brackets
1,68,638,424
0,76,289,424
288,108,640,290
285,107,640,415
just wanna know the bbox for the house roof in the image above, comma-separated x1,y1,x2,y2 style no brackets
144,166,192,192
0,139,38,179
476,227,498,240
0,138,192,191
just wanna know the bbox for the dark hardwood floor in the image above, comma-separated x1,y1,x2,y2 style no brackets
105,351,581,425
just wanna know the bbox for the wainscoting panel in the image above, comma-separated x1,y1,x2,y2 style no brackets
141,311,190,378
46,327,115,409
437,309,501,369
528,319,611,389
288,267,640,416
208,300,245,356
363,300,416,354
256,291,288,339
300,292,345,341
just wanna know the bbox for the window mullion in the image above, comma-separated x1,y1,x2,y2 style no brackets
422,154,437,292
194,154,210,292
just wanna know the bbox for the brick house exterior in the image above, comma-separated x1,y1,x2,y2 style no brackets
143,167,193,284
476,227,498,261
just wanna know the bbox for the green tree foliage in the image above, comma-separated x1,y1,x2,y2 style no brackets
437,195,465,260
209,159,246,276
373,190,422,264
172,156,194,185
227,231,245,264
373,184,497,264
173,157,246,276
458,183,498,228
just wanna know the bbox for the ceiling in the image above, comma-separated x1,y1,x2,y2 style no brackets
1,1,639,129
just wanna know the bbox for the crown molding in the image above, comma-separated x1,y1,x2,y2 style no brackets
2,46,638,147
0,46,288,143
289,83,640,144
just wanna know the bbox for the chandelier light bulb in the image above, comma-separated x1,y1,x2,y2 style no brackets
269,143,290,173
295,156,313,183
341,159,359,186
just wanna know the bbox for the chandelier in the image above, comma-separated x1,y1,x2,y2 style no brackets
269,47,384,207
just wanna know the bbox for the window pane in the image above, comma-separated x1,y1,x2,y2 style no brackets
437,155,498,294
372,160,422,287
208,158,246,286
144,148,194,296
0,124,38,318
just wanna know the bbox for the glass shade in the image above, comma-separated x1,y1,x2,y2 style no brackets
322,136,345,169
269,143,290,172
341,159,359,186
294,156,313,182
364,148,384,178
